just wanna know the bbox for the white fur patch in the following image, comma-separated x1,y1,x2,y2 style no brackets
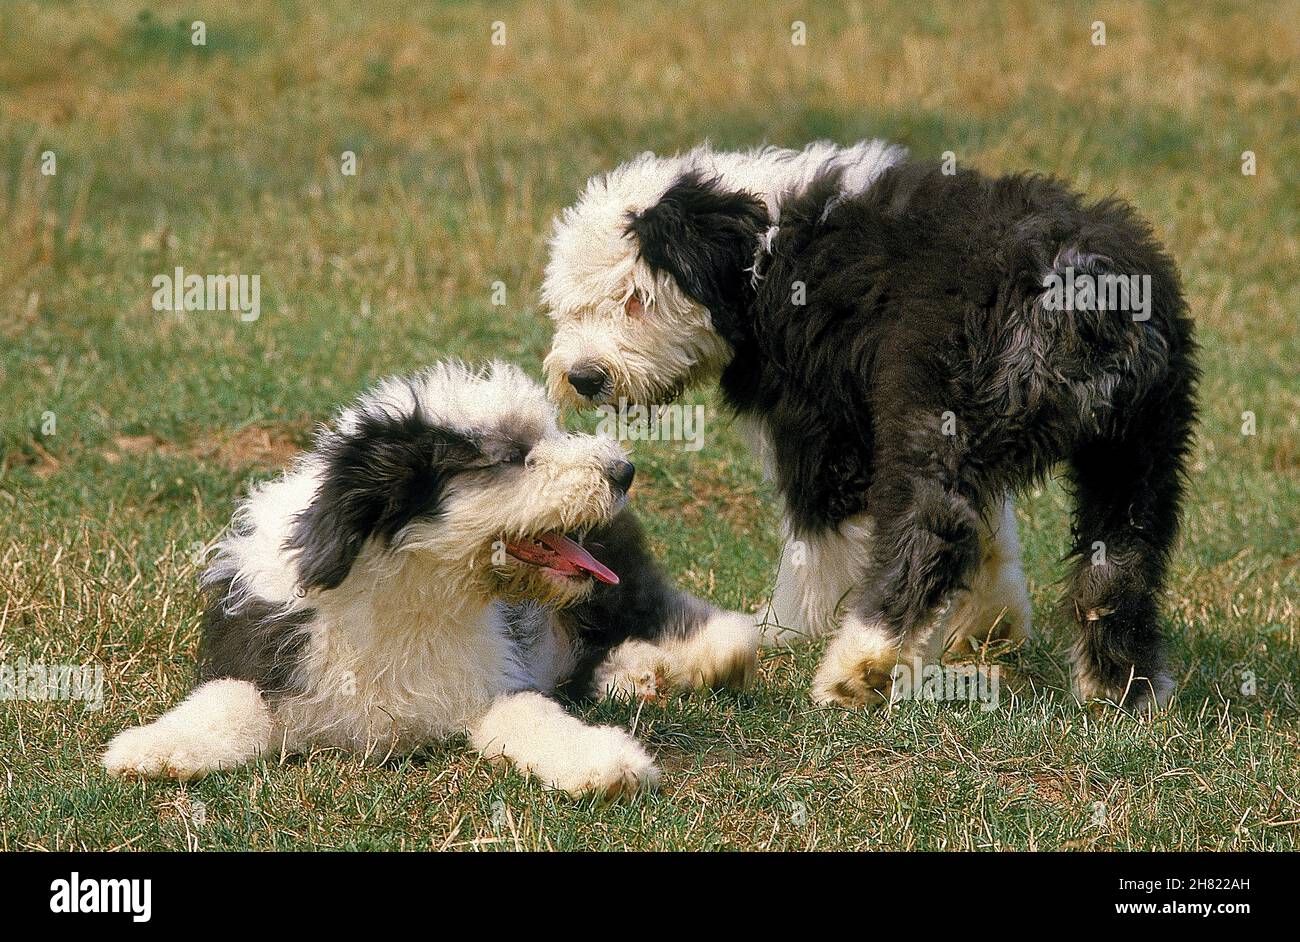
102,679,274,781
762,512,874,647
941,494,1033,653
591,609,759,700
471,691,659,797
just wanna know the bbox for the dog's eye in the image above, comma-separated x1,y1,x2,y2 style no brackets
477,437,527,467
624,293,644,317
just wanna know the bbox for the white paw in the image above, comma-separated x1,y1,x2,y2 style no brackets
103,723,227,781
473,692,661,799
591,640,669,702
550,726,661,799
810,616,903,710
685,611,759,690
102,679,273,780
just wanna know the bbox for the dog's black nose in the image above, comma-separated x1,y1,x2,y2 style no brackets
608,460,635,493
567,364,608,398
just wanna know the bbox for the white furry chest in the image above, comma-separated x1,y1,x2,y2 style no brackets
765,512,875,644
282,602,517,752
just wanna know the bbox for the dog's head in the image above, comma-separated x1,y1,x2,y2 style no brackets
542,152,769,409
542,141,908,409
286,361,633,608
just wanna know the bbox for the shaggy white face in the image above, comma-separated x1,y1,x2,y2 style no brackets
541,152,732,409
374,363,634,608
542,141,908,409
429,435,632,609
265,361,634,613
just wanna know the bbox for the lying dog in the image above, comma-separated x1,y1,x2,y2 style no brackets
103,361,757,795
542,141,1196,712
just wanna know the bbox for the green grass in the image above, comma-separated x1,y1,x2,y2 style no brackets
1,0,1297,851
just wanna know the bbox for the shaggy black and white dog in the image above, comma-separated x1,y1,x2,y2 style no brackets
543,142,1196,711
103,361,757,795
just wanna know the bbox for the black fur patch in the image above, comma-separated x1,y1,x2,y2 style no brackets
626,171,768,332
196,576,313,698
286,401,484,591
553,508,709,699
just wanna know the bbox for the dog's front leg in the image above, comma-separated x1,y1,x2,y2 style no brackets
470,691,659,798
589,609,759,702
103,679,276,780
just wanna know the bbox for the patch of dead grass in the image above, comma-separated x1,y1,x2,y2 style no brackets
99,424,305,471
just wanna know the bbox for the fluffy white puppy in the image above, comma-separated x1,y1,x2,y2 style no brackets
104,361,758,796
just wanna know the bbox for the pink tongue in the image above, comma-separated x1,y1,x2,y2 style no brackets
539,533,620,585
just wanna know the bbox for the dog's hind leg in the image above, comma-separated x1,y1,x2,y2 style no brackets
1065,395,1193,711
102,679,276,780
812,466,984,709
942,492,1033,655
470,691,659,798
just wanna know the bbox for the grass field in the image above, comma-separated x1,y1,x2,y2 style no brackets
1,0,1297,851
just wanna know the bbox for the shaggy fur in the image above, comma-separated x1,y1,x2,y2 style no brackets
103,361,758,795
543,141,1196,712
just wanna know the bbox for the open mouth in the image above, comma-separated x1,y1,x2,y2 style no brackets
504,532,619,585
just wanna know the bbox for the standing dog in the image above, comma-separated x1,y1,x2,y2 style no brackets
542,142,1196,711
103,361,757,796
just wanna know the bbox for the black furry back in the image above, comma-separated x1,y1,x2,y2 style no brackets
721,161,1196,536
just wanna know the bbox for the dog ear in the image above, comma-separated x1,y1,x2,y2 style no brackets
626,172,768,324
287,413,480,591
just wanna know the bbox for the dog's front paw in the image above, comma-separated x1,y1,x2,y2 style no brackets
103,724,219,781
811,660,893,709
555,726,661,799
473,692,660,800
102,680,273,781
809,616,901,710
685,610,759,691
591,640,670,702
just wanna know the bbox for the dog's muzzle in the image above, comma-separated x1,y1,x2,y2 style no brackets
607,459,635,494
566,363,609,399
